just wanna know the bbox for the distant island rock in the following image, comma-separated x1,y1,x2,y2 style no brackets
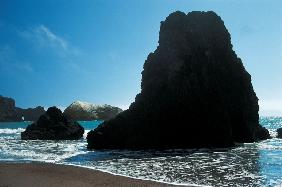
21,106,84,140
63,101,122,121
0,95,45,122
276,128,282,138
87,11,270,150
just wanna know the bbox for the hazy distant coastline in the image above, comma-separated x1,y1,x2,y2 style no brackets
0,95,122,122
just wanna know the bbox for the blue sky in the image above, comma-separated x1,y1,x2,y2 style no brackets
0,0,281,115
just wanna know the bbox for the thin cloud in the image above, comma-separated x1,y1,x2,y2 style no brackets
37,25,68,51
18,24,87,74
19,24,82,58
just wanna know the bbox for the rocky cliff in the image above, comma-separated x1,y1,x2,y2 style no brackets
87,11,270,150
0,96,21,122
15,106,45,121
0,95,45,122
63,101,122,121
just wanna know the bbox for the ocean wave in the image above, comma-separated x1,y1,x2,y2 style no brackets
0,140,87,163
0,128,25,134
269,130,278,138
0,128,91,139
61,163,209,187
83,130,90,139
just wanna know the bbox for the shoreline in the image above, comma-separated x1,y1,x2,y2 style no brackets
0,162,197,187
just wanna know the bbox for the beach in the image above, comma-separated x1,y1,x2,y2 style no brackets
0,163,185,187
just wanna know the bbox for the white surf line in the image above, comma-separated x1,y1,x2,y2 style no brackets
57,162,211,187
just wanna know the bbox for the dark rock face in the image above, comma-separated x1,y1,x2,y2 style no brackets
277,128,282,138
0,95,45,122
15,106,45,121
256,126,271,140
63,101,122,121
21,107,84,140
0,96,21,122
87,11,270,150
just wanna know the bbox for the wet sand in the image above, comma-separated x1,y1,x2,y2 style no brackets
0,163,189,187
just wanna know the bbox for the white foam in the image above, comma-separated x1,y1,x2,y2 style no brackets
269,129,278,138
0,128,25,134
59,163,210,187
83,130,90,139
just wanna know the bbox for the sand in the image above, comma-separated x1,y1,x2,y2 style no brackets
0,163,189,187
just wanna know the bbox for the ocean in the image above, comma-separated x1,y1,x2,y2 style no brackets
0,117,282,186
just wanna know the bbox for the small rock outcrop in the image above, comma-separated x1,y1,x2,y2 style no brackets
21,107,84,140
0,96,21,122
63,101,122,121
87,11,270,150
276,128,282,138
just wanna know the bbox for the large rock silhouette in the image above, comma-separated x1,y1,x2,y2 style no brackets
87,11,270,149
21,107,84,140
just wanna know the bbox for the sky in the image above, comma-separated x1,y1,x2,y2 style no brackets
0,0,281,116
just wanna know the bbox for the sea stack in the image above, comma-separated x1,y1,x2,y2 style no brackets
21,106,84,140
276,128,282,138
87,11,270,149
